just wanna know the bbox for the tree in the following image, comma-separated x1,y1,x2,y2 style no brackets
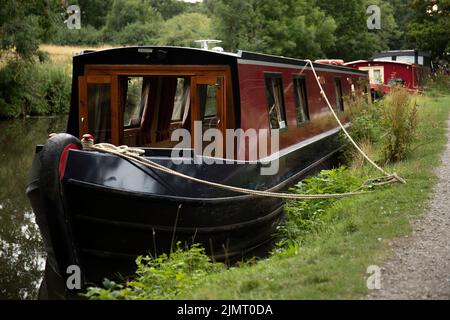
103,0,163,45
316,0,399,61
385,0,415,49
150,0,189,20
210,0,336,60
157,13,213,47
404,0,450,60
75,0,113,29
0,0,60,59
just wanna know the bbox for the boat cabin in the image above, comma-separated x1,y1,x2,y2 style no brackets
344,50,432,96
68,47,369,160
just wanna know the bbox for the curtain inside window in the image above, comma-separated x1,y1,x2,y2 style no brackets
87,84,111,143
156,78,178,141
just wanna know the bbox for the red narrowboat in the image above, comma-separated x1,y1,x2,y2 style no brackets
26,46,369,293
344,50,432,96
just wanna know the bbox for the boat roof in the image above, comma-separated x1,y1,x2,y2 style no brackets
371,49,431,59
73,46,367,76
345,59,415,67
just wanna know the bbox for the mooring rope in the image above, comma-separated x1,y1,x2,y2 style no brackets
83,60,406,200
89,143,366,199
301,59,406,184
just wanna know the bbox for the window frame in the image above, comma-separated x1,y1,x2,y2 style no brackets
264,72,288,131
334,77,344,112
122,76,147,129
292,75,310,127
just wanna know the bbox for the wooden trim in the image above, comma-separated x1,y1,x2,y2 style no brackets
191,76,226,154
85,65,230,77
78,76,88,137
79,64,236,148
111,76,120,145
78,75,115,141
85,75,112,84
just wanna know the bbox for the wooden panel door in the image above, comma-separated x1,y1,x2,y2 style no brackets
78,75,119,144
191,76,226,157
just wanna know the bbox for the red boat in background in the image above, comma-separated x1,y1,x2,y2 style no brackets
344,50,432,97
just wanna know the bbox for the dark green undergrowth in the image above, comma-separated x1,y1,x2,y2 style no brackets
0,59,70,119
84,244,224,300
86,89,450,300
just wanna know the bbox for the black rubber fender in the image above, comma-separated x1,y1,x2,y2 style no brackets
38,133,82,280
40,133,82,200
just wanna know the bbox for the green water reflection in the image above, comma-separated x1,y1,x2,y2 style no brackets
0,116,67,299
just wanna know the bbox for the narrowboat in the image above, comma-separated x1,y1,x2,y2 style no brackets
344,49,432,97
26,45,369,292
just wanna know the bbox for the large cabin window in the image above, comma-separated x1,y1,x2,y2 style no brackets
293,76,309,125
334,78,344,111
87,83,112,143
80,66,231,148
121,76,192,146
264,74,287,130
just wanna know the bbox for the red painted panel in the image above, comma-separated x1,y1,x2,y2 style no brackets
236,62,365,159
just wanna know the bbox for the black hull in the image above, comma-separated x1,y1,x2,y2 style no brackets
65,179,284,283
26,128,342,290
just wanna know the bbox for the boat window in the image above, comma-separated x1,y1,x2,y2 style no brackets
293,76,309,125
87,83,112,143
373,69,382,84
198,83,218,129
123,77,146,128
334,78,344,111
171,78,191,123
264,74,287,130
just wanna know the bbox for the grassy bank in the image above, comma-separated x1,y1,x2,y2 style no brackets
85,89,450,300
179,93,450,299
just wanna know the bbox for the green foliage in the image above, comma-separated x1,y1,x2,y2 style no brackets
51,25,104,46
0,60,70,118
381,87,419,163
102,0,163,45
404,0,450,60
84,243,224,300
109,22,161,46
424,73,450,97
317,0,400,60
157,13,213,47
74,0,113,29
150,0,189,20
210,0,336,59
280,167,361,244
345,96,383,144
0,0,60,59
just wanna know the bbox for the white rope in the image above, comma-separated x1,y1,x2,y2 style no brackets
90,143,367,200
302,59,406,184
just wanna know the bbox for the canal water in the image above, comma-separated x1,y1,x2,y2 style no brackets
0,116,68,299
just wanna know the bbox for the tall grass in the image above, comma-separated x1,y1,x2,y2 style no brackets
381,87,418,163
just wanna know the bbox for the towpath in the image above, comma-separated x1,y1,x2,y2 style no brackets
368,118,450,300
